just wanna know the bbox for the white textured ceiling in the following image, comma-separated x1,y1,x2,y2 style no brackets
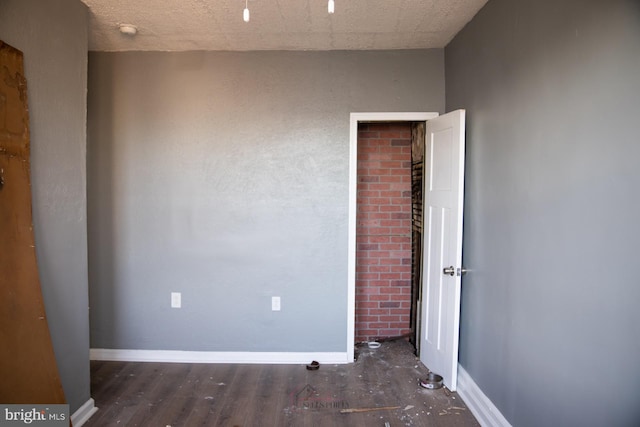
81,0,488,51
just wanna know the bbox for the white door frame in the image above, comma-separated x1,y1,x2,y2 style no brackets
347,112,439,362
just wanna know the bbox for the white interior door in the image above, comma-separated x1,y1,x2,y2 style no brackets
419,109,466,391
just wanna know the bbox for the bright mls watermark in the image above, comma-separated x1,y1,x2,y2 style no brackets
289,384,349,411
0,405,68,426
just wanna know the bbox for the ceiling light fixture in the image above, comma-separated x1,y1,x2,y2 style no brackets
243,0,250,22
118,24,138,36
242,1,334,23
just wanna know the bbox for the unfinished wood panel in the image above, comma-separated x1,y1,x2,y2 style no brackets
412,121,426,164
86,340,479,427
410,121,426,349
0,41,66,404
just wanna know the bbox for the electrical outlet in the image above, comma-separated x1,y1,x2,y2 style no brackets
272,296,281,311
171,292,181,308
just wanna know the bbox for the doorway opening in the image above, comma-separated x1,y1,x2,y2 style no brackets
348,113,438,360
354,122,413,344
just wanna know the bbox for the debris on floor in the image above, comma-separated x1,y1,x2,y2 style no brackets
87,339,480,427
306,360,320,370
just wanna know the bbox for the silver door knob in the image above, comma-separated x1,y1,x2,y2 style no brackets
443,266,468,276
443,266,455,276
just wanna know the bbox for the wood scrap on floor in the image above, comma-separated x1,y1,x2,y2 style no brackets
340,405,401,414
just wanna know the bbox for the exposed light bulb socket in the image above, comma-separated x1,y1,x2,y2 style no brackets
328,0,335,14
243,7,250,22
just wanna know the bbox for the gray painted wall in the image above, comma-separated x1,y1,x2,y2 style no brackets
446,0,640,425
87,50,444,352
0,0,90,412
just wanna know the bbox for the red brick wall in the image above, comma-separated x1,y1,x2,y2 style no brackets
356,123,412,343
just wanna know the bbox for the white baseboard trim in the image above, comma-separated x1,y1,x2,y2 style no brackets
90,348,351,364
457,365,511,427
71,398,98,427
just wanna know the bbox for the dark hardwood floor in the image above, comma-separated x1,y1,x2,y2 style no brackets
85,340,479,426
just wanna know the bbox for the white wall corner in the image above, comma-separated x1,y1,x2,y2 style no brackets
457,365,512,427
71,398,98,427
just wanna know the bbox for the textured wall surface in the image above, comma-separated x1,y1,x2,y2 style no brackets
88,50,445,352
355,123,412,343
446,0,640,426
0,0,90,413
